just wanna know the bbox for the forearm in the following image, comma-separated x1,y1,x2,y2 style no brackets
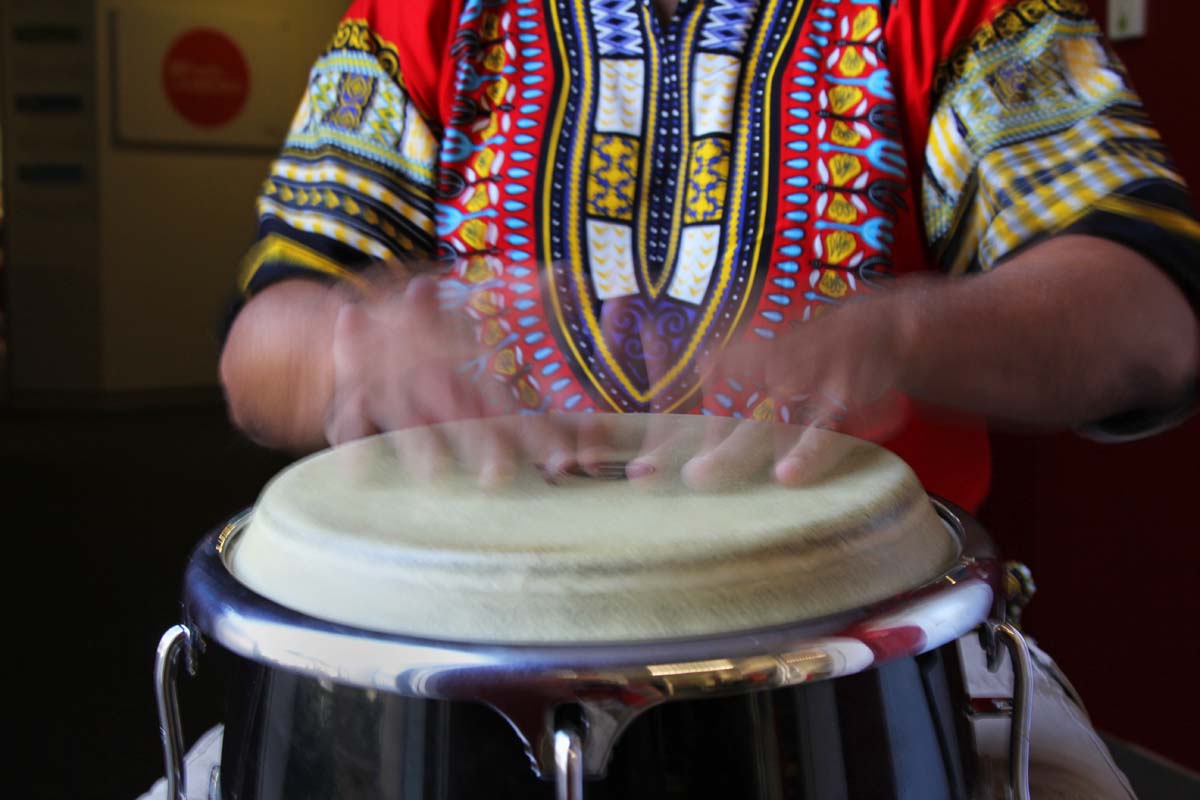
898,235,1198,426
219,280,346,451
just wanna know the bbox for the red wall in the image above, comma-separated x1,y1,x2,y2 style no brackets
979,0,1200,771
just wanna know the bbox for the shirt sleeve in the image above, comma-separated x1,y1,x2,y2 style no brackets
888,0,1199,279
886,0,1198,437
235,2,450,298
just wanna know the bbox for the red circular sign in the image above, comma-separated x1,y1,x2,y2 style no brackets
162,28,250,128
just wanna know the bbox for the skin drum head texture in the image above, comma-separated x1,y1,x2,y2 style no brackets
228,414,959,644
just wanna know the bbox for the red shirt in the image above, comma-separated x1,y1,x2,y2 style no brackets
240,0,1193,512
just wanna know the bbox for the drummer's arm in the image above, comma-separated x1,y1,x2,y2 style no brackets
221,4,462,452
894,234,1198,427
220,279,344,453
222,270,488,454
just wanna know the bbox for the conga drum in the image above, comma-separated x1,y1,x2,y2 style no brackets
155,414,1032,800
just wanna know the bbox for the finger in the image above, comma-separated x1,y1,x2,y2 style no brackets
454,416,518,489
328,423,394,484
445,378,521,488
372,364,461,480
517,413,577,477
324,389,379,446
626,412,695,484
774,422,857,486
408,373,513,485
700,411,742,448
393,417,456,482
680,418,776,492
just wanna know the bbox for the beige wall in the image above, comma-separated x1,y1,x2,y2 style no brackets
94,0,347,393
3,0,104,393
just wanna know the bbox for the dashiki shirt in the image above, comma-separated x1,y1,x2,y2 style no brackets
236,0,1199,511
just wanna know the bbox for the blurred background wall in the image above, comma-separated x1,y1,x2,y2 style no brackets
1,2,346,798
3,0,346,401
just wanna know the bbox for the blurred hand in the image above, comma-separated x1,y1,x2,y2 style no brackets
687,289,918,487
326,268,915,488
327,274,480,440
574,289,912,490
327,270,605,486
325,273,522,483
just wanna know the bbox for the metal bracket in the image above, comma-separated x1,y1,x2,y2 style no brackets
155,625,195,800
985,621,1033,800
487,693,660,781
554,724,584,800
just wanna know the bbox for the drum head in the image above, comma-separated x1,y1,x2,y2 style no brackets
226,414,958,643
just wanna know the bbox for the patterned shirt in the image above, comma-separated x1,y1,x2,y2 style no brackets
236,0,1199,510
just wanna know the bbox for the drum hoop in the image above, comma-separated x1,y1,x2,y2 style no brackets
182,497,999,701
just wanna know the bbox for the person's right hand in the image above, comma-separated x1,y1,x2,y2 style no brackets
327,271,604,486
325,273,490,443
324,273,527,482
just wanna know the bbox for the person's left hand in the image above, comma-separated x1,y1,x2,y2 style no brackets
679,287,920,488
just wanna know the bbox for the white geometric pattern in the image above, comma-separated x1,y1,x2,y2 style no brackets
596,59,645,135
592,0,644,57
700,0,757,53
587,220,639,299
692,53,741,136
667,225,721,304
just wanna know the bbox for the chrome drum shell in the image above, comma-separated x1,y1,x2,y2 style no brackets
162,499,1019,800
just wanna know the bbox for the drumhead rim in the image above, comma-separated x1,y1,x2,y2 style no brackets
181,497,1000,702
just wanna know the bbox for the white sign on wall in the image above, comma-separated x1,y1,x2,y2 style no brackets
111,5,316,150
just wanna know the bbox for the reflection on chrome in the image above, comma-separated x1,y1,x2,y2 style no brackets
172,497,998,779
646,658,736,677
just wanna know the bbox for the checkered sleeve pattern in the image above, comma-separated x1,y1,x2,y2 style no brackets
237,19,441,297
921,0,1198,279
